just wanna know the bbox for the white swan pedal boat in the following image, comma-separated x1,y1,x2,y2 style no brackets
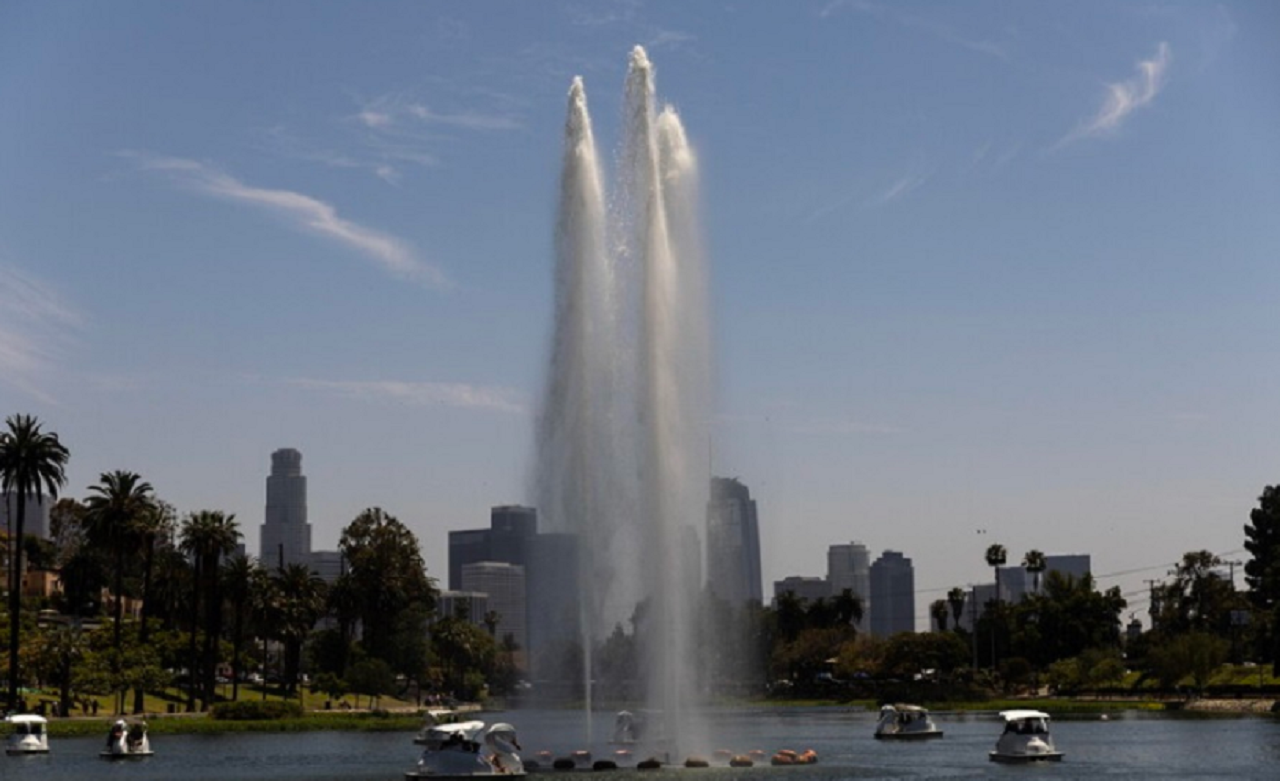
5,714,50,755
874,704,943,739
989,709,1063,763
100,719,153,759
406,720,524,779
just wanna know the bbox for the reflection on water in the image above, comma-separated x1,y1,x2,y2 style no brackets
7,708,1280,780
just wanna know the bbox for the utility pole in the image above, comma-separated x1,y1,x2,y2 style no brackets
1224,560,1243,590
1144,579,1160,629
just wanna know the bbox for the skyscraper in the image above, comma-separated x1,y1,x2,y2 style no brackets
2,493,50,540
706,477,763,606
827,541,871,625
461,561,528,656
869,550,915,636
447,505,538,590
259,448,311,569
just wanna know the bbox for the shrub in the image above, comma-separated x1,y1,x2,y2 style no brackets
209,700,305,721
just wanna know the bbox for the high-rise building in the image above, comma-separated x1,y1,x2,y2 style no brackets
436,590,490,626
2,493,50,540
461,561,528,655
869,550,914,636
447,505,538,591
259,448,311,569
827,541,871,625
526,532,580,675
706,477,763,606
772,576,831,605
310,550,344,583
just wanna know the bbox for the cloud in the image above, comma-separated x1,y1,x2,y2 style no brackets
125,153,447,288
287,377,525,414
0,264,82,403
821,1,1007,60
879,171,929,203
354,92,521,133
1060,42,1172,145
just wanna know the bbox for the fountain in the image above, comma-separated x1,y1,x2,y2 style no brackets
534,47,711,757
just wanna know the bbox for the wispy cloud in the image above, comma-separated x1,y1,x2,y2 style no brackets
878,171,930,203
781,418,905,437
125,152,447,288
1060,42,1172,146
287,377,525,414
353,92,522,133
821,1,1008,60
0,264,82,403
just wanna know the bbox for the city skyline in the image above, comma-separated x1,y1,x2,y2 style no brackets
2,2,1277,626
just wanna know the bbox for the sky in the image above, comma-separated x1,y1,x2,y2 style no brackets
3,1,1278,629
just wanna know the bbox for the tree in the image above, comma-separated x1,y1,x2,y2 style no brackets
947,587,967,632
339,508,437,672
83,471,156,679
0,413,70,710
221,553,261,701
269,563,327,693
1153,551,1242,636
179,510,239,710
1244,485,1280,673
130,499,175,712
1022,549,1047,596
985,544,1007,603
1147,631,1228,692
930,599,950,632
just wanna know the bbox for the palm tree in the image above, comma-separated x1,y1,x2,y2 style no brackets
930,599,950,632
0,414,70,710
84,470,155,712
947,586,967,632
984,543,1007,670
270,563,327,694
1022,549,1047,596
180,510,239,710
985,543,1008,605
221,553,261,701
131,500,175,713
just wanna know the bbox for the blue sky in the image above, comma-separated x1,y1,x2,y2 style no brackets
3,1,1277,627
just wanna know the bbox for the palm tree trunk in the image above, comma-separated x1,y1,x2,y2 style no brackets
202,560,220,707
7,491,26,711
187,556,201,712
133,538,155,713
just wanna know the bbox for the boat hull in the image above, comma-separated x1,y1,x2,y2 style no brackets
405,773,526,780
100,750,155,759
989,751,1064,763
875,730,944,740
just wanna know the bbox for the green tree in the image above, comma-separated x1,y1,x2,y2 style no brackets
947,587,967,632
179,510,239,710
1022,549,1047,595
339,508,437,672
221,552,261,701
1154,551,1242,635
270,563,327,693
1244,485,1280,673
0,413,70,709
1147,631,1228,692
346,656,396,709
83,469,156,704
930,599,950,632
130,499,175,712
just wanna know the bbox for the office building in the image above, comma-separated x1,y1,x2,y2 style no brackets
772,576,831,606
869,550,914,636
461,561,528,653
706,477,763,606
448,505,538,590
827,541,871,625
310,550,344,583
437,590,490,626
259,448,311,569
2,493,50,540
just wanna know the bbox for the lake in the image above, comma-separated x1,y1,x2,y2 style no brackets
5,707,1279,780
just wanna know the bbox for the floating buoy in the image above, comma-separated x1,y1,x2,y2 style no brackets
593,759,618,771
729,755,754,768
684,757,709,768
637,757,663,770
553,758,576,770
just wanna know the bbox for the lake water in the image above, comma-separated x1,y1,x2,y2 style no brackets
4,707,1278,780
